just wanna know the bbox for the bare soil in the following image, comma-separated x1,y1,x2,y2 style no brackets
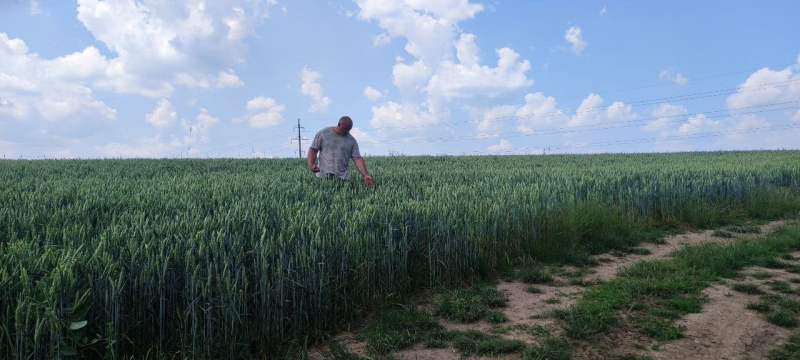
311,221,794,360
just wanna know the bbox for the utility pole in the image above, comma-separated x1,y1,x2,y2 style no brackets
292,118,308,159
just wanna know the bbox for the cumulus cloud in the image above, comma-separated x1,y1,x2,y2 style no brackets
76,0,275,97
468,104,517,137
95,135,182,158
0,33,115,136
182,108,219,145
487,139,513,153
660,68,688,85
300,66,331,113
677,113,721,135
393,60,431,94
364,86,384,101
565,26,587,55
356,0,483,66
645,103,687,131
726,65,800,109
216,69,244,88
237,96,285,128
145,99,177,129
568,93,637,127
30,0,41,15
427,34,532,99
369,101,439,134
373,33,391,46
515,92,567,132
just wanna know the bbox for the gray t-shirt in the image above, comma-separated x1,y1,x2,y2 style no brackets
310,127,361,179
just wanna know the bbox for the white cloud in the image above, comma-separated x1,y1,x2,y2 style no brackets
515,92,567,132
393,60,431,93
793,109,800,121
568,93,637,127
599,6,607,15
369,101,438,133
373,33,391,47
487,139,513,152
239,96,285,128
356,0,483,66
0,33,115,136
75,0,276,97
350,127,378,150
659,68,688,85
181,108,219,144
145,99,177,129
677,114,721,135
469,104,516,137
300,66,331,113
95,135,182,158
30,0,41,15
564,26,587,55
364,86,383,101
216,69,244,88
427,34,532,99
645,103,687,131
568,93,604,127
726,66,800,109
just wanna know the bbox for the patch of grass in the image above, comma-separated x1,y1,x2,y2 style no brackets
728,225,762,234
484,310,508,323
769,280,795,294
628,248,652,255
559,224,800,340
450,330,526,357
526,286,544,294
747,300,774,313
634,316,685,341
435,285,507,323
765,259,792,269
781,254,795,260
731,283,766,295
790,278,800,284
614,355,653,360
544,297,561,304
745,188,800,220
767,310,799,328
712,229,735,238
768,332,800,360
751,271,773,280
519,265,555,284
358,307,443,355
569,278,600,286
523,336,572,360
491,323,550,337
423,338,448,349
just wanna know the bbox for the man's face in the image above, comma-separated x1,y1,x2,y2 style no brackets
337,121,352,135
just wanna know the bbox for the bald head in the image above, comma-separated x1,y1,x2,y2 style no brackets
335,116,353,135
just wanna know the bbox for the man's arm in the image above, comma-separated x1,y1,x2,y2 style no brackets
307,148,320,172
352,156,373,187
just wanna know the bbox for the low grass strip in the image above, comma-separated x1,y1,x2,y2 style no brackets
558,223,800,341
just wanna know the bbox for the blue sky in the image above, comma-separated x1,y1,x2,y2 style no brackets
1,0,799,159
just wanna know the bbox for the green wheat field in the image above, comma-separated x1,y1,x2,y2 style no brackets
2,151,800,358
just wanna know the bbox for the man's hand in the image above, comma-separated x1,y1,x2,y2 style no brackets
309,164,320,173
363,175,373,187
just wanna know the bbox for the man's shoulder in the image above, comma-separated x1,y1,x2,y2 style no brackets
315,127,334,137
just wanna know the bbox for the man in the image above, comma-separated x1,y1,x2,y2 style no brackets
307,116,374,187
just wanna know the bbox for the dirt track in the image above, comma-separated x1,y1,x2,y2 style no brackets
314,221,794,359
